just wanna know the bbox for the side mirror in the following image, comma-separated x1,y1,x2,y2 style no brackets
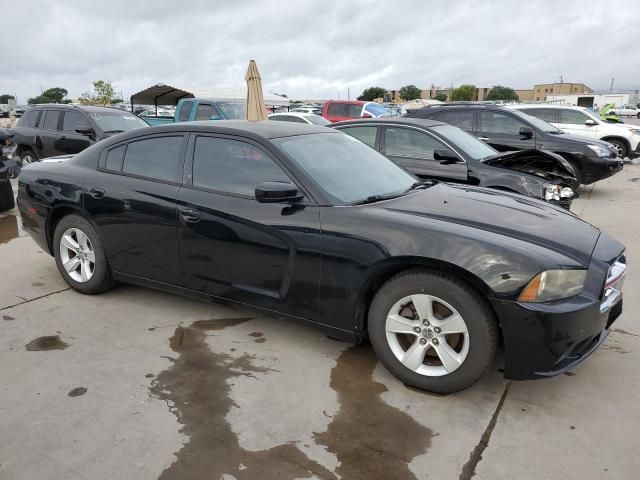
75,125,94,137
434,148,462,164
585,119,597,126
519,126,534,139
255,182,303,203
209,114,221,120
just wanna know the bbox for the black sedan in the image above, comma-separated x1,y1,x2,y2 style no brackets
332,118,578,209
405,103,623,185
17,121,626,393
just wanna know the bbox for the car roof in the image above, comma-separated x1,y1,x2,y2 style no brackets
25,104,129,114
120,120,336,140
509,104,583,110
332,117,446,128
269,112,318,118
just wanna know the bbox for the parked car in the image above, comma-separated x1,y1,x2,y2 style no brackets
17,121,626,393
332,118,578,209
269,112,330,125
290,107,322,115
323,100,392,123
510,104,640,159
405,103,623,184
13,105,149,165
140,97,247,126
609,105,640,118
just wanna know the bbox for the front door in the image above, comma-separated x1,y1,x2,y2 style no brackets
477,110,537,152
382,126,468,181
556,109,600,139
56,110,93,154
176,134,321,321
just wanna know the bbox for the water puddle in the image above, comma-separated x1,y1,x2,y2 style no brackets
152,318,336,480
315,346,434,480
25,335,69,351
0,214,21,244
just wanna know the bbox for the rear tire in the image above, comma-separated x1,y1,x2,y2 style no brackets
20,149,37,166
0,180,15,212
53,214,114,294
368,269,498,393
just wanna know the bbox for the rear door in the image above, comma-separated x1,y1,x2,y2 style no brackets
39,110,63,157
476,110,537,152
57,110,93,154
84,133,186,284
381,125,468,180
176,133,321,320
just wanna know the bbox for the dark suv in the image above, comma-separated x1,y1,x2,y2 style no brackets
14,105,149,165
405,103,623,184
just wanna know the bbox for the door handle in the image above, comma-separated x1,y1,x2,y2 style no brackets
477,137,490,141
180,208,201,223
89,187,105,198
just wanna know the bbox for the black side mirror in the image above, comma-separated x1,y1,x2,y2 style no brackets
75,125,94,137
255,182,303,203
519,126,534,139
434,148,462,164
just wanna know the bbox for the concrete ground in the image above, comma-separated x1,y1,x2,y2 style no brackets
0,164,638,480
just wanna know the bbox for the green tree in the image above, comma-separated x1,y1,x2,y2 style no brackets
0,94,15,104
41,87,68,103
451,84,476,101
79,80,116,106
398,85,422,101
486,85,519,101
358,87,387,101
27,94,53,105
433,93,447,102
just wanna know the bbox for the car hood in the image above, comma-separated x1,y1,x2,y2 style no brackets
553,131,615,148
483,149,579,189
377,183,599,265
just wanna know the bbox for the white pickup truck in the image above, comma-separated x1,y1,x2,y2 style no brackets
609,105,640,118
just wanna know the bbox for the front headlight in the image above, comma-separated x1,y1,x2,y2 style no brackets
587,144,611,157
544,185,574,201
518,269,587,302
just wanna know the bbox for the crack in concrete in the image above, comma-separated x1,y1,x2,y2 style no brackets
612,328,640,338
0,287,70,311
459,381,511,480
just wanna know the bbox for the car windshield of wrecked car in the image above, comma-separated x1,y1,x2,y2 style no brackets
274,132,416,204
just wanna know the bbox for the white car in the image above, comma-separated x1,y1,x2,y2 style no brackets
511,104,640,159
268,112,330,126
609,105,640,118
290,106,322,115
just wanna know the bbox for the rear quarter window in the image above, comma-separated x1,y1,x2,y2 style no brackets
431,110,474,131
122,135,185,183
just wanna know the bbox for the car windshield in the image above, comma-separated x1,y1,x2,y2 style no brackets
274,132,415,204
431,124,498,160
365,103,392,117
305,115,330,125
511,109,563,133
217,102,246,120
90,111,149,132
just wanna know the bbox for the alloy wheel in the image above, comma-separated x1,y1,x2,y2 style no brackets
21,153,36,166
610,142,624,158
385,294,470,376
59,228,95,283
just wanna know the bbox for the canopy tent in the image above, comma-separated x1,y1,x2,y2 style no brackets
130,83,289,112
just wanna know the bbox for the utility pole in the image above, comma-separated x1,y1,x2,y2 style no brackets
348,88,350,101
609,78,615,93
559,74,563,83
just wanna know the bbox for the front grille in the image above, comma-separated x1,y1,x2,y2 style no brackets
601,254,626,314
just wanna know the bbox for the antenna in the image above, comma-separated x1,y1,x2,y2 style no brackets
609,78,615,93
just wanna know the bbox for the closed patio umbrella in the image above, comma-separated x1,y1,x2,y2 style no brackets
245,60,267,121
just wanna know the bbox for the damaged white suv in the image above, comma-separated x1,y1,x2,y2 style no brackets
512,104,640,159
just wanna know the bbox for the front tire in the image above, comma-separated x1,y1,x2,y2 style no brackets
606,139,628,158
53,214,114,294
20,149,38,166
368,269,498,393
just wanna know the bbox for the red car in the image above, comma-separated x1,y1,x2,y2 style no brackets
322,100,392,123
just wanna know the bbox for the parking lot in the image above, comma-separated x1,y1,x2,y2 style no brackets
0,157,637,480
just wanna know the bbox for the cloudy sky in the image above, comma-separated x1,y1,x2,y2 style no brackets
4,0,640,104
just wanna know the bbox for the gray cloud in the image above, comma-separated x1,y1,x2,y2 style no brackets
3,0,639,104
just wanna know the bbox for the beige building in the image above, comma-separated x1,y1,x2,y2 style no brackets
532,82,593,101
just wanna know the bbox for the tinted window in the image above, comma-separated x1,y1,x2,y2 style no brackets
105,145,125,171
559,109,591,124
521,108,557,123
431,124,497,160
195,104,218,121
193,137,290,196
306,115,330,126
270,115,306,124
340,126,377,147
347,104,363,118
62,111,87,133
327,103,347,116
385,127,446,158
431,110,474,131
479,111,526,135
122,136,183,182
90,111,148,132
25,109,41,128
42,110,61,130
178,101,194,121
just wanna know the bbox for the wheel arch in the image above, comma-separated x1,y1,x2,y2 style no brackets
600,136,630,154
354,257,498,342
45,205,89,255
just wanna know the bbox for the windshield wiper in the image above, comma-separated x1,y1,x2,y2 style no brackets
546,130,564,134
351,193,403,205
102,129,125,134
404,181,430,193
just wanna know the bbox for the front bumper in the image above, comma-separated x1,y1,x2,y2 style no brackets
581,154,624,184
493,235,626,380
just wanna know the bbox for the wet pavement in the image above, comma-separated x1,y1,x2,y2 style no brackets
0,170,639,479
